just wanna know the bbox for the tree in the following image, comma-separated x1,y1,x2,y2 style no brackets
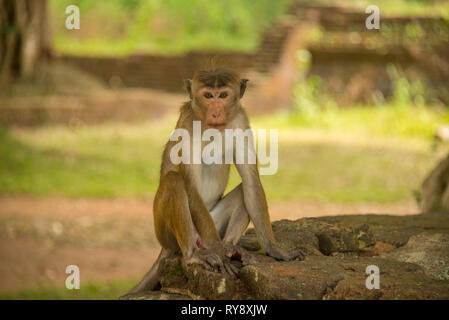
0,0,50,86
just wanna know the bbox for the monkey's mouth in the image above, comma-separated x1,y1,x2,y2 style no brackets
207,123,226,129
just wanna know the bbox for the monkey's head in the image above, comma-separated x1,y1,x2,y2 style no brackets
185,68,248,130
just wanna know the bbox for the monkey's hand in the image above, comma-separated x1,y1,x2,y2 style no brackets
185,246,238,276
266,245,306,261
224,243,256,266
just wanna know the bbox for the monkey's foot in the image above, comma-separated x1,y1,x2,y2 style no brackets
185,248,238,276
224,243,256,266
267,245,306,261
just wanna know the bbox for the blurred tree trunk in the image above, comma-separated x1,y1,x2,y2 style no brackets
421,153,449,214
0,0,50,86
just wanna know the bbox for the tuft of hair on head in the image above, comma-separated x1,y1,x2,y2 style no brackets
206,56,219,71
193,68,240,88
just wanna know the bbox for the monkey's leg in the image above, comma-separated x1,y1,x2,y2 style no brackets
210,184,250,244
124,171,185,295
154,171,229,272
154,171,197,258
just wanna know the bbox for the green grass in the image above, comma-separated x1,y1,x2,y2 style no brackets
0,279,135,300
1,105,447,203
255,104,449,140
0,119,169,198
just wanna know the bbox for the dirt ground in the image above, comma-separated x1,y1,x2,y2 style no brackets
0,196,419,292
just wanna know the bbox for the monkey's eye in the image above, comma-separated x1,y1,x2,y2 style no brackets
204,92,213,99
219,92,228,99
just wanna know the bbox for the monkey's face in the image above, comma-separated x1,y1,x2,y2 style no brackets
186,69,248,129
195,86,238,130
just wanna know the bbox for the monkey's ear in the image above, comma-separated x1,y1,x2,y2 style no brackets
184,79,193,99
240,79,249,99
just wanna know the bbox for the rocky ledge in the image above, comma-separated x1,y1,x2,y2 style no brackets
121,213,449,300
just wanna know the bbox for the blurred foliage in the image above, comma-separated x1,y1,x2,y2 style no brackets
50,0,293,55
50,0,449,56
0,279,135,300
267,102,449,141
387,65,428,107
302,0,449,18
289,71,449,140
290,44,448,140
306,23,449,51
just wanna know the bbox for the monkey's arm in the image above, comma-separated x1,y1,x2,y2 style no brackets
235,163,304,261
235,163,275,248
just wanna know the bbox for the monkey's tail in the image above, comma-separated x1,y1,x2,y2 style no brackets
127,248,172,294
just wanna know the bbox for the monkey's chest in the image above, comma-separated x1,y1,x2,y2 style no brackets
198,164,230,210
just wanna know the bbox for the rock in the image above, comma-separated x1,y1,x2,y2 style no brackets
239,256,345,299
183,262,241,300
159,255,253,300
123,214,449,300
238,220,321,256
317,213,449,247
239,218,375,256
120,290,191,300
316,223,375,255
381,233,449,280
324,257,449,300
359,241,396,257
324,256,449,300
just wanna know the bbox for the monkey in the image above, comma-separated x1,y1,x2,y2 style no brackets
127,68,304,294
